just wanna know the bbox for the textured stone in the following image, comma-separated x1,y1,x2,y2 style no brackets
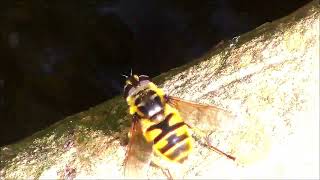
1,1,319,179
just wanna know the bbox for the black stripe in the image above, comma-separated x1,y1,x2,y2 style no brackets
152,95,161,103
167,142,191,161
137,105,148,116
147,113,185,144
134,97,141,106
123,84,133,98
146,90,156,97
159,133,188,154
135,90,156,105
147,113,173,132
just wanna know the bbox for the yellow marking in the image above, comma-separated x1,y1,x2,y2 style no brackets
133,75,139,81
140,118,159,142
126,96,134,107
176,125,189,136
155,126,193,163
129,106,136,115
145,129,162,143
163,105,175,115
127,95,144,116
148,83,165,103
140,118,154,131
129,104,144,117
154,149,172,163
126,80,132,85
156,138,169,149
162,105,184,126
163,134,190,156
157,138,192,163
153,129,186,152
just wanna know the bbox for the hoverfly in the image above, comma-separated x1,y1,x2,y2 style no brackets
123,74,236,179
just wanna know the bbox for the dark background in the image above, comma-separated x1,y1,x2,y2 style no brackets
0,0,312,146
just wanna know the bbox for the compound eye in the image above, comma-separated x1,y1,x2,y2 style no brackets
139,75,151,85
139,75,150,81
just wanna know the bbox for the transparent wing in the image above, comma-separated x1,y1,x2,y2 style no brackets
167,96,235,134
124,120,153,178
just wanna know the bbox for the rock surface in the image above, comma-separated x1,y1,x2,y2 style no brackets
1,1,319,179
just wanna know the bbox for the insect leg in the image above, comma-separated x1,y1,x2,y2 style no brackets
150,160,173,180
186,123,236,161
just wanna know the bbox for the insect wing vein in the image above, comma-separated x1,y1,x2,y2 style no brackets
167,96,235,134
124,120,153,178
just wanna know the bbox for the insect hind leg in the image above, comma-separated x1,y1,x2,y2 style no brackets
150,160,173,180
203,136,236,161
187,123,236,161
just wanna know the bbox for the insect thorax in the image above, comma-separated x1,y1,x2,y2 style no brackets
127,82,166,121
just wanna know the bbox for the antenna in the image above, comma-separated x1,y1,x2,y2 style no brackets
120,73,128,78
121,68,133,79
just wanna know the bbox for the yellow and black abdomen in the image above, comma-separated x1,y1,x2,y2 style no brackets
141,105,193,163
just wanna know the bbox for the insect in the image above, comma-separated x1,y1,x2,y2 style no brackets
123,74,236,178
